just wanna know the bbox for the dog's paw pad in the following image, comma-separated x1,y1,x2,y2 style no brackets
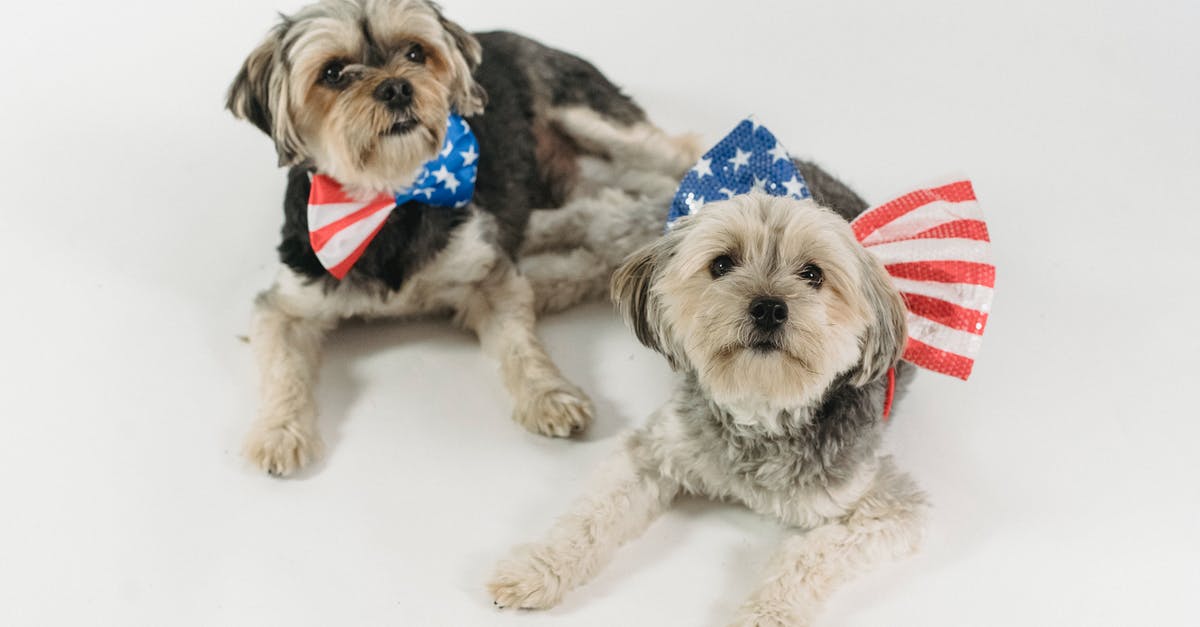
487,552,566,610
730,603,809,627
516,384,593,438
243,423,323,477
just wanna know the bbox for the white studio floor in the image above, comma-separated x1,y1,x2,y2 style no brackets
2,1,1198,625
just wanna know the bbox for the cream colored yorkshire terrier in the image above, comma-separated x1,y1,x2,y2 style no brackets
490,121,933,625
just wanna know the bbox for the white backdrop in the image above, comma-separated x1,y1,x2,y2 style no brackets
1,0,1198,625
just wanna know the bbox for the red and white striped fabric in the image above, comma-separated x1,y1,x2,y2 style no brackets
851,180,994,380
307,174,397,280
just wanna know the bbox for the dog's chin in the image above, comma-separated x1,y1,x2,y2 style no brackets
695,340,831,413
381,118,420,137
318,118,442,193
748,340,783,354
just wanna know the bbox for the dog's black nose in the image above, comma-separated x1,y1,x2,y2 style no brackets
374,78,414,109
749,297,788,330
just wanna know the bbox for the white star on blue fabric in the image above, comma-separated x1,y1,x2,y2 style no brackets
667,118,812,228
728,148,752,172
460,144,478,166
390,112,479,210
782,175,808,198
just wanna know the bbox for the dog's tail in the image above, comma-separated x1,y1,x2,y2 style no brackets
519,109,699,314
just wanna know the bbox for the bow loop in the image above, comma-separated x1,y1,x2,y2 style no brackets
851,180,994,380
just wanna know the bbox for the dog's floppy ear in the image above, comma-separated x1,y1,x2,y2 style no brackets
434,7,487,116
226,22,305,167
612,234,679,367
852,247,909,386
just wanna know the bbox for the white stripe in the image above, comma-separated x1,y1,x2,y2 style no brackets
313,203,393,268
889,277,994,313
307,201,375,231
861,199,984,246
907,314,983,358
865,237,991,266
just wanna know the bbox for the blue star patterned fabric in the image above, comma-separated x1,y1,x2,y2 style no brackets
668,118,811,228
394,112,479,209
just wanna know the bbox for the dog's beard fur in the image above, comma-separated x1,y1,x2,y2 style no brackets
614,193,908,423
227,0,486,195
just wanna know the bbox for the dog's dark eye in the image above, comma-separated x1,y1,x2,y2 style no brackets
799,263,824,288
320,60,348,87
709,255,736,279
405,44,426,64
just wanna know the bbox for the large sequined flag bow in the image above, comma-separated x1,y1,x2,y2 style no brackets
306,113,480,279
851,180,993,380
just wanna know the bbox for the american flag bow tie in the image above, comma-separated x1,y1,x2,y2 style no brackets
306,113,479,279
672,118,994,380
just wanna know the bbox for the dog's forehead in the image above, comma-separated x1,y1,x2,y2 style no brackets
285,0,445,59
363,0,443,40
687,194,852,261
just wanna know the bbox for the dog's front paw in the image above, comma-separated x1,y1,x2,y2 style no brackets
514,383,593,438
729,602,810,627
243,421,323,477
488,546,569,610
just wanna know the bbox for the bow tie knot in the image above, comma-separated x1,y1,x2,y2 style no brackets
306,113,479,279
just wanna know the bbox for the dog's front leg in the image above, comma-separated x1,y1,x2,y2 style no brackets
459,259,593,437
731,459,927,627
242,288,335,477
488,434,679,609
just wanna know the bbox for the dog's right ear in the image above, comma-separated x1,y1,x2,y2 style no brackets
612,234,678,366
434,8,487,116
227,23,303,166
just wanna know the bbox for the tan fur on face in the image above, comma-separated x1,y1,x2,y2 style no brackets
228,0,484,194
625,192,906,415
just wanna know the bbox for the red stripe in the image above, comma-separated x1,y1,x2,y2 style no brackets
901,292,989,335
852,181,976,242
309,174,360,205
886,260,995,287
907,219,990,242
903,338,975,380
325,218,390,279
308,197,395,252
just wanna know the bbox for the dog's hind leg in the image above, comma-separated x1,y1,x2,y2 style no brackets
731,457,928,627
458,259,594,437
242,287,335,477
551,106,701,179
519,180,675,314
488,431,679,609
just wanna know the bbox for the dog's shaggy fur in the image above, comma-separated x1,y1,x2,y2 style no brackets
489,187,929,626
227,0,696,475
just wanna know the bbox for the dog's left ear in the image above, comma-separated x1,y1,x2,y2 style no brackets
611,234,680,368
435,8,487,116
852,247,908,386
226,22,305,167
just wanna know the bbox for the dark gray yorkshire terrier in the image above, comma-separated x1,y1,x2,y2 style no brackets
227,0,698,476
